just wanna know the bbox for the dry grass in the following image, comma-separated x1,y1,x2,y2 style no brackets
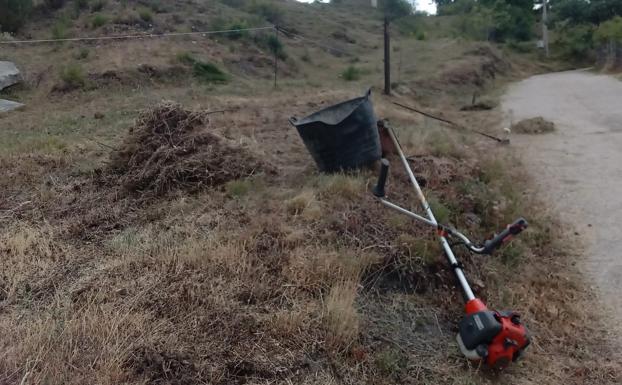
0,3,619,384
324,280,360,352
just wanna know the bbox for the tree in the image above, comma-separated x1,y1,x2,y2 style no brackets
589,0,622,24
594,15,622,43
44,0,65,10
0,0,33,32
556,21,594,61
550,0,590,24
379,0,413,20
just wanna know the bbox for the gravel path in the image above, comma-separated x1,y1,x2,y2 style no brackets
502,70,622,340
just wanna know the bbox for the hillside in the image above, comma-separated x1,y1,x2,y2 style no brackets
1,1,620,384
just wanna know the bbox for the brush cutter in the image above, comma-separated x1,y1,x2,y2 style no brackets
372,122,530,369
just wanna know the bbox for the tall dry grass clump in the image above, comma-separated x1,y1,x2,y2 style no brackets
324,280,360,352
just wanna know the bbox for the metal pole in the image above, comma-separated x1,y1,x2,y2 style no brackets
383,16,391,95
386,125,475,301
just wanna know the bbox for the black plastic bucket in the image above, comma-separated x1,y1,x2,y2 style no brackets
289,89,381,172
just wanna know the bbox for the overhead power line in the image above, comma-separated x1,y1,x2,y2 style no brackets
0,26,275,45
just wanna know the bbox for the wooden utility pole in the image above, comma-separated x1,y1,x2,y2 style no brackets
542,0,549,57
384,16,391,95
274,26,279,88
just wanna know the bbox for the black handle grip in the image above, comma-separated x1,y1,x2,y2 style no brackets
373,159,390,198
482,218,528,254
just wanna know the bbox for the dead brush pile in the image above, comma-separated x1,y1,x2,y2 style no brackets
109,102,269,195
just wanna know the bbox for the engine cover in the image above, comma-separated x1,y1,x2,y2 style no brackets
458,310,502,351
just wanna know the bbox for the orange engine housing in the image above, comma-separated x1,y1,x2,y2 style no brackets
462,299,530,368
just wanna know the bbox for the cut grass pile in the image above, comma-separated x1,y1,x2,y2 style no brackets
511,116,556,134
109,102,268,195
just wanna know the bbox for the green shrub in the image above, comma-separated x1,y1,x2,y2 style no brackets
145,0,168,13
75,47,90,60
0,0,33,32
374,349,403,375
428,196,451,224
60,64,86,89
90,13,108,28
247,0,283,24
113,11,141,26
176,51,196,65
45,0,66,10
222,0,247,8
252,34,286,59
555,22,594,61
594,16,622,44
266,34,285,57
90,0,106,12
51,17,71,39
210,17,255,39
192,61,228,83
225,179,254,198
74,0,88,11
506,40,534,53
138,7,153,22
341,65,361,81
225,21,251,39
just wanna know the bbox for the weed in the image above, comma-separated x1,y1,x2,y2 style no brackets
225,179,253,198
478,158,505,184
176,51,196,65
428,195,451,224
51,18,70,39
397,234,440,266
138,7,153,23
341,65,361,81
424,130,464,158
75,47,90,60
192,61,228,83
91,13,108,28
60,63,86,89
374,349,403,375
499,241,526,267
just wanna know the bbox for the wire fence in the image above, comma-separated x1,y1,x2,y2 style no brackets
0,23,362,88
0,26,276,45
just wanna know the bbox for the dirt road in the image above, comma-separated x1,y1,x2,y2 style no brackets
502,70,622,339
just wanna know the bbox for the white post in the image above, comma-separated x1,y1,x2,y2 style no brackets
542,0,549,58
